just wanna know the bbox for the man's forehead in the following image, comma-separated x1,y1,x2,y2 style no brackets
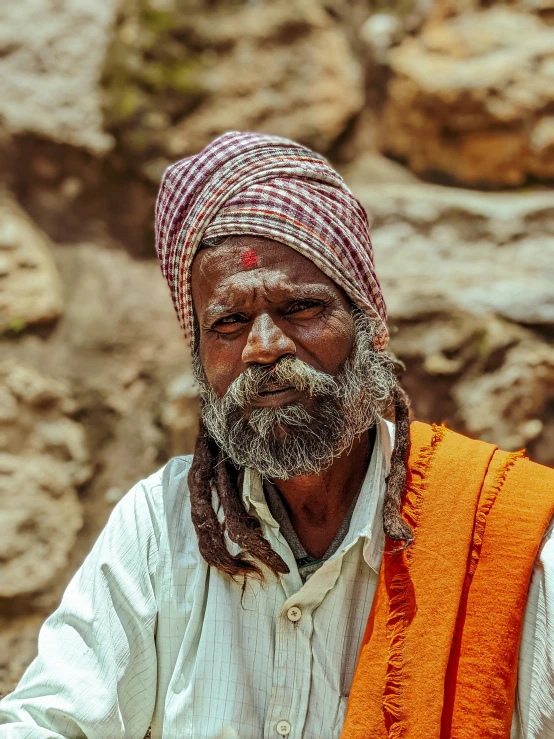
193,236,337,288
191,236,345,313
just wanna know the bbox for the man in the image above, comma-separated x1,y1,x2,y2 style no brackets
0,132,553,739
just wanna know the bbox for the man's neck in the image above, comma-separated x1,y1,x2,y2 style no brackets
271,427,375,559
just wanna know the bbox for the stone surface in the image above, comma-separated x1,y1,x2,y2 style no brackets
161,373,200,459
353,180,554,453
0,616,44,698
359,0,433,63
103,0,363,178
358,182,554,327
170,1,363,156
453,323,554,450
380,7,554,185
2,242,192,500
339,151,420,187
0,362,89,597
0,191,63,333
431,0,554,20
0,0,117,152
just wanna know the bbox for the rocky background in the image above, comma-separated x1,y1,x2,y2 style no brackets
1,0,553,696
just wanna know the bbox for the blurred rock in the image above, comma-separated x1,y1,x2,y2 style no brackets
380,7,554,185
4,242,192,493
340,152,420,187
0,362,89,598
171,1,363,155
359,1,433,64
0,616,44,697
356,182,554,327
389,309,554,454
0,0,116,152
0,237,195,692
103,0,363,172
161,373,200,459
353,180,554,454
453,323,554,450
0,191,63,333
431,0,554,20
361,12,402,62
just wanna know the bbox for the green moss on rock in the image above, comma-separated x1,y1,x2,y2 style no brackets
101,0,206,167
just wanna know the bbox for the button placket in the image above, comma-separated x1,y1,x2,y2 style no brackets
264,599,313,738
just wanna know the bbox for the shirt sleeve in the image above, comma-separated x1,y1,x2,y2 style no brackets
514,518,554,739
0,476,161,739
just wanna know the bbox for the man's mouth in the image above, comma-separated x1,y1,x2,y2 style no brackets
258,384,295,397
248,384,301,407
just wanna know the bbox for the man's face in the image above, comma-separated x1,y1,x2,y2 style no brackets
191,236,356,404
190,236,397,480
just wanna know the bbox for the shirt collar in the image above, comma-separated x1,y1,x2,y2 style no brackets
241,417,395,575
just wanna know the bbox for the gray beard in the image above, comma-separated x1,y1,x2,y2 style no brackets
193,311,397,480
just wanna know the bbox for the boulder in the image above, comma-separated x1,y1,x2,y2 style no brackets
430,0,554,20
357,182,554,327
170,1,363,155
352,180,554,456
161,373,200,459
0,616,45,698
0,239,190,693
453,324,554,450
0,0,117,152
380,7,554,185
0,191,63,333
0,241,193,551
103,0,363,179
0,362,90,597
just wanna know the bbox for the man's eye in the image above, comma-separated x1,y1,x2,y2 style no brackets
213,314,247,331
287,301,320,314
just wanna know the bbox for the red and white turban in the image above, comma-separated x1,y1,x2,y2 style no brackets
155,131,388,350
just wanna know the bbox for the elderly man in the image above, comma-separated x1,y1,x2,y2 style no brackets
1,132,553,739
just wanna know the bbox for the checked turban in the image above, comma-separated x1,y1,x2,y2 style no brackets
155,131,389,350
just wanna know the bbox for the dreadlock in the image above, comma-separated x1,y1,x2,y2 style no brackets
188,382,413,584
189,420,290,583
383,383,414,545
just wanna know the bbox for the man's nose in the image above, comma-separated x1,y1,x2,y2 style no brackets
241,313,296,366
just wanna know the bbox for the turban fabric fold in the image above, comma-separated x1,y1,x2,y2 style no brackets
155,131,388,350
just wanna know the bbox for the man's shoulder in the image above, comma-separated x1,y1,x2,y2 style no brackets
159,453,194,485
134,454,195,531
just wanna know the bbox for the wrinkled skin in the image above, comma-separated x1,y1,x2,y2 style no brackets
191,236,373,557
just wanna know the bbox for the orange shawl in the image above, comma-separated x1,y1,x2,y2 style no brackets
342,421,554,739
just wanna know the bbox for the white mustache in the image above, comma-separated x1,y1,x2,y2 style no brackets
226,356,338,409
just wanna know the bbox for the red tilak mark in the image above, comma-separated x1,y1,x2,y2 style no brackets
240,248,259,268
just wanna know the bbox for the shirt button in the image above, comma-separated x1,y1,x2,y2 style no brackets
276,720,291,735
287,606,302,622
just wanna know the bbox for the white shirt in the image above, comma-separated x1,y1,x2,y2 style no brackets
1,420,553,739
